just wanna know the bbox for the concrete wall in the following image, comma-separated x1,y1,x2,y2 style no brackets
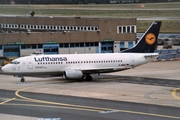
113,41,136,53
59,47,98,54
114,41,121,53
85,47,98,54
21,49,43,56
0,50,3,56
59,48,69,54
69,48,85,54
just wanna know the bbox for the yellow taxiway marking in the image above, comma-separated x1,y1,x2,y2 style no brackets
172,88,180,100
15,86,180,119
5,102,180,119
0,97,16,105
5,103,101,112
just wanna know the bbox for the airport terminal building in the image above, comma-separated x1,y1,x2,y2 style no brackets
0,16,136,57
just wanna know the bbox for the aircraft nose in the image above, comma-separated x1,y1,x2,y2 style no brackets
1,65,8,73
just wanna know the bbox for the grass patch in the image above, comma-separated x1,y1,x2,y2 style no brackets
0,3,179,33
0,7,179,18
137,20,180,33
0,2,180,17
0,2,180,9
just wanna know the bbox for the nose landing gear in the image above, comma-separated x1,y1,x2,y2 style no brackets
21,77,25,82
14,75,25,82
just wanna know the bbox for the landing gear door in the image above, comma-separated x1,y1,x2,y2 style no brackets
27,58,33,69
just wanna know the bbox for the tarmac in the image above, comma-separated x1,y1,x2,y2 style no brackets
0,60,180,119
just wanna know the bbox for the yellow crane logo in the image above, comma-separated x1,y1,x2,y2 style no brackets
145,33,156,45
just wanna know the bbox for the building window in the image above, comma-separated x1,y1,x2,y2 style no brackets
131,26,136,33
73,26,76,30
32,44,37,49
128,42,133,48
123,26,126,33
80,43,84,47
75,43,79,47
118,26,122,33
38,44,42,48
64,43,69,48
127,26,130,33
120,42,124,48
117,25,136,34
86,43,90,47
21,44,33,49
70,43,74,47
60,26,63,30
60,44,63,48
1,23,99,32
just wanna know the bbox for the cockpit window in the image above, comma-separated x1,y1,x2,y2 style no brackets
10,61,20,64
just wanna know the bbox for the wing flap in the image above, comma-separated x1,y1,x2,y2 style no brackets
75,66,130,74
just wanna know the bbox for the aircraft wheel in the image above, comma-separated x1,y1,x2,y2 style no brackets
21,78,25,82
86,75,92,81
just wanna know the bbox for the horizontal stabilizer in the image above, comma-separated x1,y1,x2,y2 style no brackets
144,53,159,59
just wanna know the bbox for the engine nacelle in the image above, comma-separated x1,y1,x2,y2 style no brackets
64,69,83,79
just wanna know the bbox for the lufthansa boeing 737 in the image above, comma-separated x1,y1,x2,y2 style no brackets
1,21,161,82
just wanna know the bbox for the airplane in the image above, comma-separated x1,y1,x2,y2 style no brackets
1,21,161,82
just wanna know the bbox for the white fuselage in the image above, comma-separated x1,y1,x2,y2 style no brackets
2,53,158,77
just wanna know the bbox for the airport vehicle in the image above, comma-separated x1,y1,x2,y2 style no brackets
165,35,180,45
2,57,15,66
1,21,161,82
163,39,172,49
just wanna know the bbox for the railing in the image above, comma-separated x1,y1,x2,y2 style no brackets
155,49,180,61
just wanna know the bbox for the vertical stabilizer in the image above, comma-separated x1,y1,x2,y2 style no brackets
121,21,161,53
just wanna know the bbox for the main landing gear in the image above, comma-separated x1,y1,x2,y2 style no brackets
85,75,92,81
21,77,25,82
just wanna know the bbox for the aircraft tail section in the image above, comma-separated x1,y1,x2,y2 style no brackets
121,21,161,53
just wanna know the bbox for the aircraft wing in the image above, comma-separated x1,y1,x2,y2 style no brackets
79,66,131,74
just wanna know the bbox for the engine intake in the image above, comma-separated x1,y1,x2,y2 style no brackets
64,69,83,79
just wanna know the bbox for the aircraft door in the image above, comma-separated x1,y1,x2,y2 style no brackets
27,58,33,69
130,55,135,68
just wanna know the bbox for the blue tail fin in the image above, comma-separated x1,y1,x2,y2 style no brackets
121,21,161,53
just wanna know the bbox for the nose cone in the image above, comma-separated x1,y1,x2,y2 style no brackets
1,65,8,73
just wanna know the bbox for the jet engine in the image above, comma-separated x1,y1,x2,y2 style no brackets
64,69,83,79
